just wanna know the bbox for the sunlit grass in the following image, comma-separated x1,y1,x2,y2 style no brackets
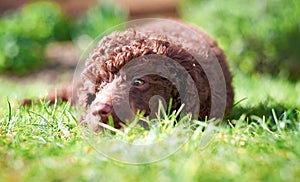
0,71,300,181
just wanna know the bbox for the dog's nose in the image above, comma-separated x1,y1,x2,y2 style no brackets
92,102,113,118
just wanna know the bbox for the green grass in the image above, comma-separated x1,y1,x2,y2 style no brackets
0,72,300,182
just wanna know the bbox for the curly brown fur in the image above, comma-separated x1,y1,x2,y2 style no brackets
79,20,234,129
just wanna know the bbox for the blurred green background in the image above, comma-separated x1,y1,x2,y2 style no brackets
181,0,300,81
0,0,126,75
0,0,299,81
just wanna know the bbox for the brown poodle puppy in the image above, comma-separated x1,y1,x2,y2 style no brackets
79,20,234,129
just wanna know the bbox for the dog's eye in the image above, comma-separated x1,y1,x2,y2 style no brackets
132,79,145,86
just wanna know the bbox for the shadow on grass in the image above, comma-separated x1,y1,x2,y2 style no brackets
227,102,300,130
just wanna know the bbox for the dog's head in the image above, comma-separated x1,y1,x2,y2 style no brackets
80,37,207,130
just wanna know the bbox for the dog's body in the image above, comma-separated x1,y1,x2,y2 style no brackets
23,20,234,130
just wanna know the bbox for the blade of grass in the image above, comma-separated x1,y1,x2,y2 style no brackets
272,109,282,133
6,97,12,122
98,122,124,135
167,98,173,116
29,110,49,124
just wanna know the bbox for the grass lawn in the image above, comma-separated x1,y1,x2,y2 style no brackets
0,71,300,182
